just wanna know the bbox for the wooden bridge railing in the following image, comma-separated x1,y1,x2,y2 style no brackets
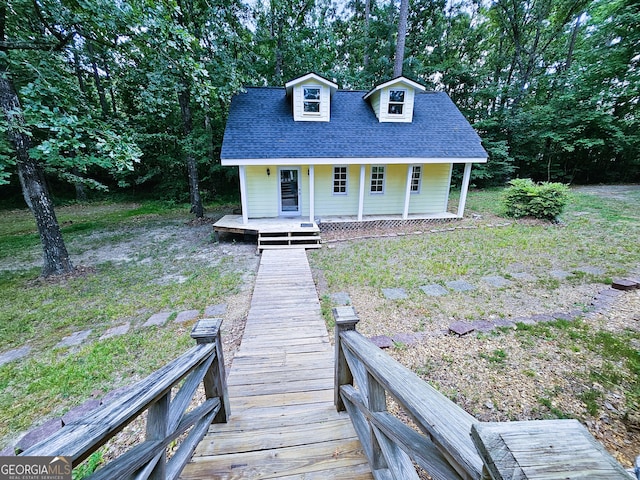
334,306,636,480
21,318,229,480
333,306,483,480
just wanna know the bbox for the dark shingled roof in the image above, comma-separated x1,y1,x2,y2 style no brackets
221,87,487,161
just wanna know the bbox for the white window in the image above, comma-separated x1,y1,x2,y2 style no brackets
333,166,348,194
410,165,422,193
303,86,321,114
370,165,385,193
388,89,405,115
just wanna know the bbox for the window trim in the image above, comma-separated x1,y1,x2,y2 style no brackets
388,89,406,115
370,165,386,194
333,165,348,195
410,165,422,194
303,85,322,115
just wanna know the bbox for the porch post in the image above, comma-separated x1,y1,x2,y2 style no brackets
309,165,315,222
239,165,249,225
358,165,365,221
457,162,472,218
403,165,412,220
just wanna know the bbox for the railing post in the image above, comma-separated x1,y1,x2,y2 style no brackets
191,318,230,423
146,393,169,479
333,306,359,412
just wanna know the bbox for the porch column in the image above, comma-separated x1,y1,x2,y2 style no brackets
403,165,413,219
239,165,248,225
457,162,472,218
358,165,365,221
309,165,315,222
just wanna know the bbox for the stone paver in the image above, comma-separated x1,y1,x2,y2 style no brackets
174,310,200,323
576,266,606,275
330,292,352,305
473,320,496,332
56,330,92,348
0,346,31,367
449,321,475,336
549,270,572,280
100,322,130,340
392,333,419,346
370,335,393,348
205,304,227,316
382,288,408,300
511,272,537,282
420,284,449,296
16,418,62,453
446,280,475,292
61,399,101,426
481,275,512,288
143,312,172,327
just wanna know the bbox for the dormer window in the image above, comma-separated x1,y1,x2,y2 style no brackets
285,73,338,122
388,90,405,115
303,87,321,114
363,76,426,123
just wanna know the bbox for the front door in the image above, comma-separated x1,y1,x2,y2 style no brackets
279,168,301,216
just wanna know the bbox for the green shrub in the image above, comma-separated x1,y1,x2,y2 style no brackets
501,179,570,220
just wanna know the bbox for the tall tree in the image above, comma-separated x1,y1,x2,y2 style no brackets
394,0,409,76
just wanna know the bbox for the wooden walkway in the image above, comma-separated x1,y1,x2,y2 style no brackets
180,249,372,479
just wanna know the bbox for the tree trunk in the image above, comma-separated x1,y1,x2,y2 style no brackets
363,0,371,69
178,84,204,218
87,41,109,118
1,69,74,276
393,0,409,77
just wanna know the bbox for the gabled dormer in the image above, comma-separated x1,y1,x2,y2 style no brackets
363,77,426,123
285,73,338,122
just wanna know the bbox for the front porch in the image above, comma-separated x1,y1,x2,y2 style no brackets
213,212,460,249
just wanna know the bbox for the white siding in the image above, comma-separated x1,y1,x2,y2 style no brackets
379,86,415,123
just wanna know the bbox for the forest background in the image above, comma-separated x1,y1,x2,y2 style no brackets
1,0,638,274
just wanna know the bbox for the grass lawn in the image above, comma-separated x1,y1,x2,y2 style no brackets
0,201,257,449
0,186,638,468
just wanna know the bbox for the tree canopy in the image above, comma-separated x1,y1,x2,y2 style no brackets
1,0,638,274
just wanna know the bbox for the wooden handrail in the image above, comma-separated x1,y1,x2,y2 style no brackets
334,306,483,480
21,318,229,480
334,307,636,480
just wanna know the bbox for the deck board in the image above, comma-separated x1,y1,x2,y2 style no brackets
180,248,372,479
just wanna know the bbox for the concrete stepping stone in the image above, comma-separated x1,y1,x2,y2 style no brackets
370,335,393,349
0,346,31,367
481,276,512,288
511,272,537,282
473,320,496,332
530,314,555,323
576,266,606,275
493,318,517,329
449,321,475,336
143,312,172,327
382,288,408,300
100,322,130,340
15,418,62,453
549,270,572,280
446,280,475,292
392,333,419,346
175,309,200,323
205,304,227,316
420,284,448,296
56,330,92,348
62,399,101,426
330,292,352,305
612,278,640,291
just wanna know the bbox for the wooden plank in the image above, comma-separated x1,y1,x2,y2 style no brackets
471,420,630,480
194,418,357,455
181,249,371,479
181,439,369,480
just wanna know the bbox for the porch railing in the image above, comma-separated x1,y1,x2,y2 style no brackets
21,318,229,480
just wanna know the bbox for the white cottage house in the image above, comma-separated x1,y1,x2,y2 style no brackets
214,73,487,248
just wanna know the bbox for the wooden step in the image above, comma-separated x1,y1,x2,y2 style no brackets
258,230,322,250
